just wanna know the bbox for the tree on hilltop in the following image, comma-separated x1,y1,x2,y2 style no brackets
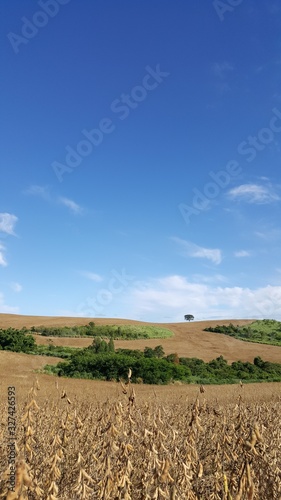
184,314,194,321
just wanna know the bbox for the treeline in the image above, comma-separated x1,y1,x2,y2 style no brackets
204,321,281,346
45,338,281,385
204,323,240,334
0,327,76,358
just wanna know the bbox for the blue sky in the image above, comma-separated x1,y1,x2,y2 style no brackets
1,0,281,322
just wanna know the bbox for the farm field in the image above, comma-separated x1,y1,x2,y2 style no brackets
1,313,281,363
0,314,281,498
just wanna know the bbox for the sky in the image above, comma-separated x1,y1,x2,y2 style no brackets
1,0,281,322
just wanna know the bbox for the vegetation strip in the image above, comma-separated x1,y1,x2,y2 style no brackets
204,319,281,346
44,338,281,385
29,322,173,339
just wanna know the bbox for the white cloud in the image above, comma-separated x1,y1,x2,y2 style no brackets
0,292,19,314
122,275,281,322
0,244,7,267
234,250,251,258
58,197,83,214
80,271,103,282
172,237,222,264
228,184,280,204
10,282,23,293
0,213,18,235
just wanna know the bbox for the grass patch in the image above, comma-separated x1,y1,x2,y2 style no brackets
31,322,173,340
34,345,80,358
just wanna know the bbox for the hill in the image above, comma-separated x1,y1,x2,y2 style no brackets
1,313,281,363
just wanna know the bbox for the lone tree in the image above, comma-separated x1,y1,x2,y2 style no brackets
184,314,194,321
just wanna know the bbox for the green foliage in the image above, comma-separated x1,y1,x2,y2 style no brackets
0,327,80,358
87,337,115,354
144,345,165,358
0,328,35,353
203,320,281,346
35,345,78,358
31,323,173,340
50,351,191,384
45,344,281,385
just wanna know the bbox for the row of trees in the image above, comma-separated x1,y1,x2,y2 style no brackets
48,338,281,385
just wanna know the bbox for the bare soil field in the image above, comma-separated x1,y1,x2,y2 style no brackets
1,313,281,363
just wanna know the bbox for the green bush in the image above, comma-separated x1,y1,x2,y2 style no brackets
0,328,36,353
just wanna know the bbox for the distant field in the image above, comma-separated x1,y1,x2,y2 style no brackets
1,313,281,363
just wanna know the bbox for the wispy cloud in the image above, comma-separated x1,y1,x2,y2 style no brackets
25,184,83,214
234,250,251,258
10,282,23,293
24,185,51,201
254,228,281,240
0,244,7,267
80,271,103,282
228,184,280,204
0,292,19,314
172,237,222,264
0,213,18,235
191,273,227,283
212,61,234,79
58,197,83,214
211,62,234,93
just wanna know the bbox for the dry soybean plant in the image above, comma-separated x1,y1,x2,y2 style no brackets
0,380,280,499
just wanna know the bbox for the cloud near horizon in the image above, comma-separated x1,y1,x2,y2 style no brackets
123,275,281,322
0,292,19,314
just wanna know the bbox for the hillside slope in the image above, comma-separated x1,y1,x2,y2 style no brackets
1,314,281,363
